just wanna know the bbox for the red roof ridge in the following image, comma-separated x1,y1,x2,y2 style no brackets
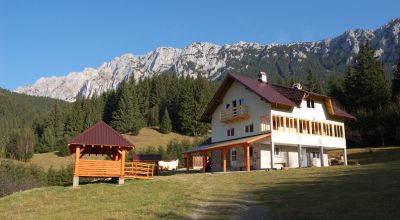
69,121,134,148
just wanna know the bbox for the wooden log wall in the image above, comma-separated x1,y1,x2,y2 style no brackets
77,160,121,177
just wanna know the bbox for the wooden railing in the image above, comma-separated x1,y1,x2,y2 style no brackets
124,162,154,179
220,105,249,123
77,160,121,177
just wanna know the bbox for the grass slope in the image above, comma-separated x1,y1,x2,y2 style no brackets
2,147,399,219
122,127,197,149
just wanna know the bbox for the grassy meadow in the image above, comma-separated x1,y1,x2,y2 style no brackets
0,147,399,219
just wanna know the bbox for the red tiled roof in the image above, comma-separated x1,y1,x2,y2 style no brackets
200,73,355,122
68,121,134,148
270,84,305,106
230,74,297,107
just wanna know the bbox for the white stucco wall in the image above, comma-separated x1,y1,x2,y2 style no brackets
211,81,271,143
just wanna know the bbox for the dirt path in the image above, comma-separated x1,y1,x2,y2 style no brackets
189,194,270,220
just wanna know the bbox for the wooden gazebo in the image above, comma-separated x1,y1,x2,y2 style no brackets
68,121,138,187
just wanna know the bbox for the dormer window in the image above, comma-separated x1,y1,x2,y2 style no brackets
306,99,315,108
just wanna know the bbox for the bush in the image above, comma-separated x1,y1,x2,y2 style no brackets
47,164,74,186
0,160,47,197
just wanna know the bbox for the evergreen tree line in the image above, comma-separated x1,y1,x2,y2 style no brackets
2,74,217,160
326,42,400,147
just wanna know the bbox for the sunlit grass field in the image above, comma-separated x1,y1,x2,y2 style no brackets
1,147,399,219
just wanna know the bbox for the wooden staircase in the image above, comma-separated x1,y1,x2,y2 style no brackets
124,162,155,179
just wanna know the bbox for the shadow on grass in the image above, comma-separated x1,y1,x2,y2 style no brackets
348,148,400,165
251,163,400,219
182,162,400,220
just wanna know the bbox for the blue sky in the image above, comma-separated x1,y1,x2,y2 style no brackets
0,0,399,90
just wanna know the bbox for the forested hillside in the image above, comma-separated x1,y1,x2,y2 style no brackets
0,89,66,160
0,74,217,161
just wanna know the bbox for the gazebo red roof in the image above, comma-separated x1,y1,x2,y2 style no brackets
68,121,134,153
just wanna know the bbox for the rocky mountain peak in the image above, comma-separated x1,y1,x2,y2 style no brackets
15,19,400,102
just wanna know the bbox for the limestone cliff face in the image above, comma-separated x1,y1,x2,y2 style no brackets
16,19,400,102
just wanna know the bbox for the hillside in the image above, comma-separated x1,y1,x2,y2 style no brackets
0,88,66,155
1,147,399,219
15,19,400,101
28,127,198,170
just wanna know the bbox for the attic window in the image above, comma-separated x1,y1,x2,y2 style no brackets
306,99,315,108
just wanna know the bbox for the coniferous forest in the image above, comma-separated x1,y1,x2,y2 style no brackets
0,42,399,163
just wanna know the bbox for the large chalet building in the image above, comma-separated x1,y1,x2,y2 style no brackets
184,72,355,173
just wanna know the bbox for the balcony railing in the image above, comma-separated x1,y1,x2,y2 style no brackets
220,105,249,123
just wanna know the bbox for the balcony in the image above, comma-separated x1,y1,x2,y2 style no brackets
220,105,249,123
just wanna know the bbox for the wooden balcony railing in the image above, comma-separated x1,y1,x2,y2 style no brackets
220,105,249,123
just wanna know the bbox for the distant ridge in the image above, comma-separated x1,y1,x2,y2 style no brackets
15,18,400,102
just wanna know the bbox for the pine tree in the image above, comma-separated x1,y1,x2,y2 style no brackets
305,69,323,93
111,82,144,135
392,52,400,107
344,42,390,111
160,108,172,134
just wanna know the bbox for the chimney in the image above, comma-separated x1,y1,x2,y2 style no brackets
258,71,267,83
292,82,303,90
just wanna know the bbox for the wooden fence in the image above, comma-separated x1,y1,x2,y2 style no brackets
124,162,154,179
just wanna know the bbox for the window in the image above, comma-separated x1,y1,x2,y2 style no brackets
227,128,234,136
225,104,230,109
231,150,237,161
250,147,253,157
239,98,244,105
274,147,280,156
232,100,237,108
312,152,320,158
306,99,315,108
245,123,254,133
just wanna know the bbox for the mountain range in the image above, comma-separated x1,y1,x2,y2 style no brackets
15,18,400,102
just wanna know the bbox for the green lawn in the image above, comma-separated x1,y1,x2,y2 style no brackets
1,147,400,219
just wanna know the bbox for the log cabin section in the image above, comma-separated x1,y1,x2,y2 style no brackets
68,121,135,187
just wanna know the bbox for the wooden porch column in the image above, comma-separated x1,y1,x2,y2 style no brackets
119,148,126,185
186,154,190,174
202,152,207,173
298,144,302,168
343,148,348,166
245,143,250,171
320,146,325,167
73,146,81,187
222,148,227,173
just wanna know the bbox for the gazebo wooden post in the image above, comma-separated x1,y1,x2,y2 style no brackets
73,146,81,187
202,151,207,173
245,143,250,171
119,148,126,185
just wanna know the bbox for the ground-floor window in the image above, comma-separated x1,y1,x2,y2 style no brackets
231,150,237,161
312,152,320,158
250,147,253,157
274,147,280,156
